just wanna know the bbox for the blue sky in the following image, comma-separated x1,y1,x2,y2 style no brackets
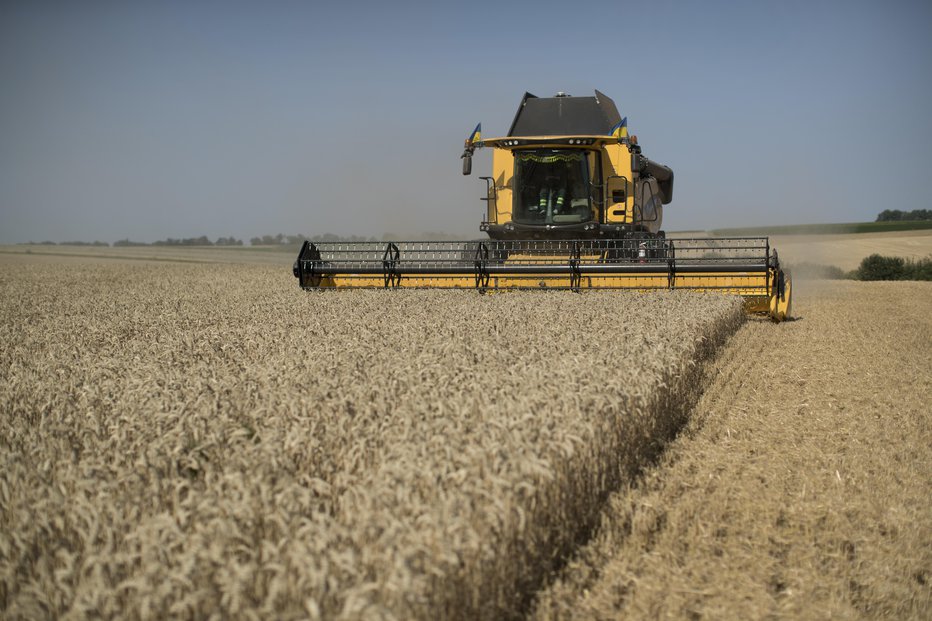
1,0,930,243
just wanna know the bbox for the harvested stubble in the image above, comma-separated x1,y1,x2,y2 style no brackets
0,261,743,620
531,281,932,620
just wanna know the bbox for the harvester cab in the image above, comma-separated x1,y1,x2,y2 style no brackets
294,90,792,321
461,90,672,242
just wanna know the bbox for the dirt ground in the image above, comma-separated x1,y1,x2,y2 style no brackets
532,280,932,619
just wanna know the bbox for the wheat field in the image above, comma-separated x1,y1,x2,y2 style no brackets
0,260,743,620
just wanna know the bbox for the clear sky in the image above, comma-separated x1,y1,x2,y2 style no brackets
1,0,930,243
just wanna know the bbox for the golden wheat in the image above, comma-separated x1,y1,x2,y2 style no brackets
0,261,743,620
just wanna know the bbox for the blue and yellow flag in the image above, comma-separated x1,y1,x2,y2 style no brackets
609,117,628,139
467,123,481,144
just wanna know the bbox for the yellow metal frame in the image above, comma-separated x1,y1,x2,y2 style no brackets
309,268,792,322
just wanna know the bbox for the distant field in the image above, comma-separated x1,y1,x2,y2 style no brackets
670,228,932,272
0,244,296,266
766,230,932,272
709,220,932,236
4,223,932,274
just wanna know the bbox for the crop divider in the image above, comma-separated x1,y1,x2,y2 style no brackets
382,242,401,288
474,242,491,291
667,240,676,289
569,241,582,292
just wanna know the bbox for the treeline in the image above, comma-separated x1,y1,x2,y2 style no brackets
26,232,457,247
113,236,244,247
110,234,378,247
25,240,110,246
153,236,243,246
876,209,932,222
249,233,378,246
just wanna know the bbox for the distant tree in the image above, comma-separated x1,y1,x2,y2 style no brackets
215,236,243,246
856,254,905,280
876,209,932,222
114,239,148,246
908,256,932,280
876,210,898,222
307,233,379,243
251,234,291,245
152,236,213,246
250,232,378,245
905,256,932,280
857,254,932,281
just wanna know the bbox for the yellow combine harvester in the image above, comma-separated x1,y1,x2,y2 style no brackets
294,90,791,321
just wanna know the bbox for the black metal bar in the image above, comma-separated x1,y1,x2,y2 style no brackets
382,242,400,288
303,281,772,292
294,237,781,292
479,177,497,225
474,242,490,290
667,239,676,289
293,241,325,288
293,240,308,280
569,241,582,291
299,261,769,276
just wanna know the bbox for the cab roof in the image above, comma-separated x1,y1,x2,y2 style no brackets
507,90,623,137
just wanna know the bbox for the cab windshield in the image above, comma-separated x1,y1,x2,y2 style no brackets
513,149,592,225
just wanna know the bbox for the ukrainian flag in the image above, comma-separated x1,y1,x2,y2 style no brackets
467,123,481,144
609,117,628,139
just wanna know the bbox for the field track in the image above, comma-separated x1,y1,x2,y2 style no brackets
532,280,932,619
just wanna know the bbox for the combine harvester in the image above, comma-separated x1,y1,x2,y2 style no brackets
294,90,791,321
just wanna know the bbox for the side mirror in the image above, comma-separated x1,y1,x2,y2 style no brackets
462,153,472,176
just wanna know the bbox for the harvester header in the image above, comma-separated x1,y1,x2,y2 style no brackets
294,90,791,321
